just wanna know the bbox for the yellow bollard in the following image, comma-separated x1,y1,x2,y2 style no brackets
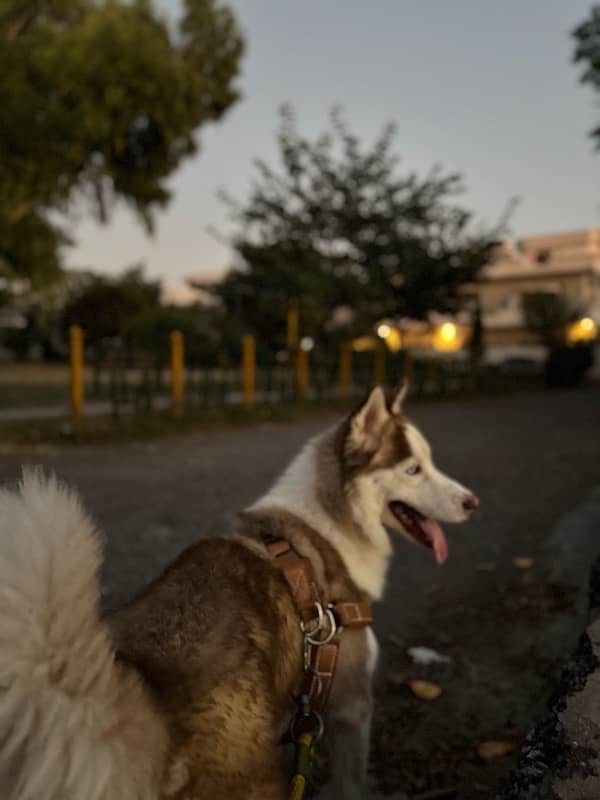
339,341,352,398
296,348,309,401
242,334,256,406
287,304,299,350
373,342,386,386
69,325,84,425
170,330,184,416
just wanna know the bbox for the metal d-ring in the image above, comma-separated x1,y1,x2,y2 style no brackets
305,606,337,646
300,602,324,638
290,709,325,743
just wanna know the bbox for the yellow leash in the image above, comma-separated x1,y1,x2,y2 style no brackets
289,773,308,800
288,733,316,800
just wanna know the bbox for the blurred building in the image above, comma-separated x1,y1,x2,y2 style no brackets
467,229,600,363
161,282,204,307
163,270,225,307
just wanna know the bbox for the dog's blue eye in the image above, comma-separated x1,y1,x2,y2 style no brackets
406,464,421,475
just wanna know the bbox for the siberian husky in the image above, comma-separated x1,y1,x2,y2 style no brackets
0,384,478,800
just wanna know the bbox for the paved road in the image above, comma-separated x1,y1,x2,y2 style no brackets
1,387,599,798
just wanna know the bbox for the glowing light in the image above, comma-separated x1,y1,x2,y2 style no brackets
384,328,402,352
432,321,464,352
567,317,598,343
377,323,392,339
439,322,457,343
299,336,314,352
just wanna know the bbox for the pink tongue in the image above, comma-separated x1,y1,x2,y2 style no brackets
420,518,448,565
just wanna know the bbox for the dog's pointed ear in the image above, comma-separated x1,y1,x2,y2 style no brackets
390,380,409,416
347,386,390,461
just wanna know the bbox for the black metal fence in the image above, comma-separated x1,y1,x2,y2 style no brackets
87,356,543,417
0,347,544,421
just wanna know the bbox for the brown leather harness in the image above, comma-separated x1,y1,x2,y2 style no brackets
262,534,373,739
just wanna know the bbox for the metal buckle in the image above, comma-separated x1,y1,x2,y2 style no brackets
300,601,324,637
302,604,337,672
295,602,338,744
305,606,337,646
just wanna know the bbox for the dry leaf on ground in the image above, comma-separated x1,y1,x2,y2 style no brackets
408,679,443,700
513,557,534,569
477,740,515,760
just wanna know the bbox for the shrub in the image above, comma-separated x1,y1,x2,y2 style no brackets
544,343,594,387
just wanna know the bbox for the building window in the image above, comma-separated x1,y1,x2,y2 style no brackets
532,249,551,265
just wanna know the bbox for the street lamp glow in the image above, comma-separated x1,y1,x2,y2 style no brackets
300,336,314,352
377,323,392,339
439,322,457,343
567,316,598,343
432,320,463,352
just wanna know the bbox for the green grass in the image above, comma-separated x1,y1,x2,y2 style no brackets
0,383,70,409
0,398,357,448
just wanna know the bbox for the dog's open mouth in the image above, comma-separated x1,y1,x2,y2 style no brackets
389,501,448,565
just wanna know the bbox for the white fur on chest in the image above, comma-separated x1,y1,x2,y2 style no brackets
250,435,392,600
365,627,379,679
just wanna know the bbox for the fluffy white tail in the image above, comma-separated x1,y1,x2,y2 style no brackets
0,470,167,800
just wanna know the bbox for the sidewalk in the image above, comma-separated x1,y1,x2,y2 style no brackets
0,390,299,422
0,397,171,422
498,549,600,800
554,613,600,799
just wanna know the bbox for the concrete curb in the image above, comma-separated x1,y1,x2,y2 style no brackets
497,556,600,799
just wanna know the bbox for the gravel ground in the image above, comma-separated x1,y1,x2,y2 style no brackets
1,386,599,799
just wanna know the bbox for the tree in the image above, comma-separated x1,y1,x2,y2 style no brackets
216,107,511,350
61,266,161,358
3,299,65,361
522,292,579,349
0,214,66,289
466,303,485,365
0,0,243,283
522,291,594,387
573,6,600,149
126,304,224,366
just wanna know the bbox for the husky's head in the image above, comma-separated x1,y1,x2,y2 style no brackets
343,383,479,564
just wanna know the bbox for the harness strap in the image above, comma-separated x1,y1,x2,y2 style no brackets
332,601,374,628
263,536,320,623
300,641,339,712
262,534,373,717
263,533,373,800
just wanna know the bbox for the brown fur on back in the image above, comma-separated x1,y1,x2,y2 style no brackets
109,508,364,800
111,536,302,799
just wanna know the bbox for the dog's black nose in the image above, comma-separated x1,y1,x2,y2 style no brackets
462,494,480,512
